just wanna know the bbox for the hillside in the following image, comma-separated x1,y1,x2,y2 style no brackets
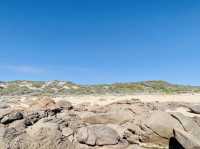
0,80,200,96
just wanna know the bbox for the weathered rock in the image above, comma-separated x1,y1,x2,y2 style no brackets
29,117,60,129
0,125,6,147
0,108,12,119
124,130,140,144
95,139,129,149
25,119,75,149
61,112,86,130
28,97,64,117
29,97,57,111
172,129,200,149
77,125,120,146
0,103,10,109
3,128,20,141
8,119,26,131
0,117,74,149
62,127,74,137
193,116,200,127
1,97,200,149
56,100,73,110
106,124,127,138
74,102,91,112
145,111,183,139
144,111,183,147
74,143,94,149
29,128,74,149
189,104,200,114
110,99,141,105
0,127,26,148
87,104,107,113
81,110,133,124
126,144,145,149
171,113,200,140
124,122,142,136
24,112,41,126
1,112,23,124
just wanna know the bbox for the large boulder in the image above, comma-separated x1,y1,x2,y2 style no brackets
28,97,58,111
172,129,200,149
145,111,183,139
144,111,183,146
1,112,23,124
28,97,65,116
171,113,200,140
56,100,73,110
24,111,48,126
27,128,74,149
77,125,120,146
24,119,75,149
189,104,200,114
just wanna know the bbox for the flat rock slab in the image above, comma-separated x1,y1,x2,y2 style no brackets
81,110,133,124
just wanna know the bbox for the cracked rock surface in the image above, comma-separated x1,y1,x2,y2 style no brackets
0,96,200,149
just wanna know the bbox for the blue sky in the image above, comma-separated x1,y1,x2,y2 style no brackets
0,0,200,85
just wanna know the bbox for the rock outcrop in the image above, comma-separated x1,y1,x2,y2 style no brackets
0,96,199,149
189,104,200,114
77,125,120,146
171,129,200,149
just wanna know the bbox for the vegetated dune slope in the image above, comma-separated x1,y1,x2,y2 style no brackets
0,80,200,96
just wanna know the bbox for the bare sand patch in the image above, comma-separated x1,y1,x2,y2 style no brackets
53,93,200,106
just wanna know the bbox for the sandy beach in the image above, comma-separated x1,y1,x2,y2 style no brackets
53,93,200,105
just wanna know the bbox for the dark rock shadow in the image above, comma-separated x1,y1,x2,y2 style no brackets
169,137,185,149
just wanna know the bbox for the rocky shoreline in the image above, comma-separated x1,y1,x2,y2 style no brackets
0,96,200,148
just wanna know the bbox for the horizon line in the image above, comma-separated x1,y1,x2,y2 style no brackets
0,79,199,87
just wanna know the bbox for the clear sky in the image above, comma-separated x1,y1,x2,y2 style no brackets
0,0,200,85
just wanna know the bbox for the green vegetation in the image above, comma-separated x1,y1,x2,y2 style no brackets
0,80,200,95
31,81,44,88
0,84,32,95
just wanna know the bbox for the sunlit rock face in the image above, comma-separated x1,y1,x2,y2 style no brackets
0,92,200,148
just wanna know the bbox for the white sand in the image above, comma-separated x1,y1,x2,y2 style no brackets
54,93,200,105
53,94,200,117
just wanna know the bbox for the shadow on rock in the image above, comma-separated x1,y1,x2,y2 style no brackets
169,137,184,149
